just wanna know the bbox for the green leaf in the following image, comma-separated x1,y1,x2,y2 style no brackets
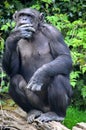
41,0,52,4
81,86,86,98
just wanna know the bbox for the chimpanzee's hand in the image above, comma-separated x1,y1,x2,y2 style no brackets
18,24,35,39
26,66,48,91
12,24,35,40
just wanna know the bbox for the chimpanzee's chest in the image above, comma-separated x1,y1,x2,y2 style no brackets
18,38,50,57
17,35,52,67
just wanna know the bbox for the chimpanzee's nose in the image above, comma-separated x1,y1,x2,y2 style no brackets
23,18,27,21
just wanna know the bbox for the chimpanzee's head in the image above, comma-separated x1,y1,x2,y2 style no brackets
13,8,44,31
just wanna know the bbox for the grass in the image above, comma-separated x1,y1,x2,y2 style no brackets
63,107,86,129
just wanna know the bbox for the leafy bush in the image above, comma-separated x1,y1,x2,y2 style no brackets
0,0,19,94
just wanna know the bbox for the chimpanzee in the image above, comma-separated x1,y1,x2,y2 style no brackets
2,8,73,123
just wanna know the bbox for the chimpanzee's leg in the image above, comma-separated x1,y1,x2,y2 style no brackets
36,75,72,122
9,75,32,112
48,75,72,116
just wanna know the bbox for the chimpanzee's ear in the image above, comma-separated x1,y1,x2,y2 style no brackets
13,11,18,22
39,13,44,23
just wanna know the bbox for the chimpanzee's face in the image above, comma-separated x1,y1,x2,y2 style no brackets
17,13,35,27
13,8,41,30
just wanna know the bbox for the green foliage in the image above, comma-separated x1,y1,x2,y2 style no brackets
41,0,52,4
0,67,9,93
0,1,16,94
0,100,6,106
63,107,86,129
0,38,4,52
1,21,15,32
0,80,9,93
0,0,86,110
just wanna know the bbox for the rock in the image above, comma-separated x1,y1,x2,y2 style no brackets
72,122,86,130
0,108,70,130
72,126,83,130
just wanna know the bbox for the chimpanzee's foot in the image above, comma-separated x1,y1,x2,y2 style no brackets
27,110,42,123
35,112,64,122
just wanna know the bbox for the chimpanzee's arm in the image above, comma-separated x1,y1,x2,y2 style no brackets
2,26,33,77
41,24,72,76
2,34,20,77
27,25,72,91
43,37,72,76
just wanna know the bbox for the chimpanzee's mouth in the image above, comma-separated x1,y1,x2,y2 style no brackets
19,24,33,27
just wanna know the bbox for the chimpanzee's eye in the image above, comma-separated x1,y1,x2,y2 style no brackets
29,17,33,23
27,15,34,22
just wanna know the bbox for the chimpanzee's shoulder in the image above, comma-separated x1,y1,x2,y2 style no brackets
44,23,60,32
41,23,63,39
